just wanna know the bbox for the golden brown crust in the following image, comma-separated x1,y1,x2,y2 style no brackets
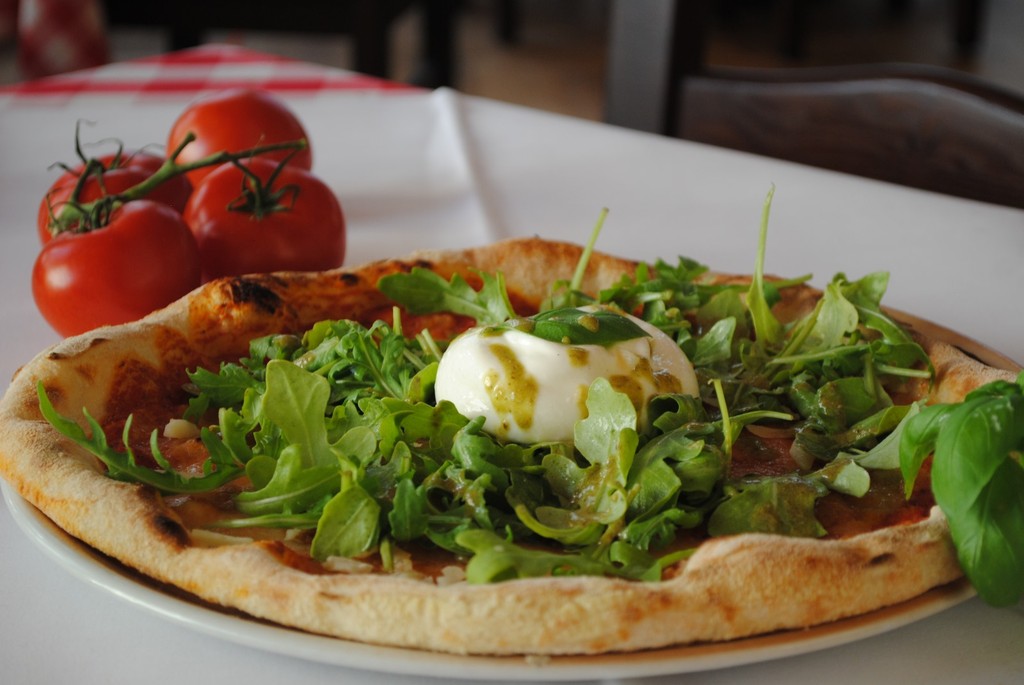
0,237,1015,656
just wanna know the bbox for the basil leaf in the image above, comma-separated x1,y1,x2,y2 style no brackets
501,307,650,347
931,388,1024,607
899,403,955,496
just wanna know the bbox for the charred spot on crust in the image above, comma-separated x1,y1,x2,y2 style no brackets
338,272,361,286
412,259,437,271
137,488,190,548
227,278,283,314
868,553,895,566
47,336,110,362
148,512,190,548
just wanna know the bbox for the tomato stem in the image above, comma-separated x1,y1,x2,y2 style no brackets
48,135,309,236
116,135,308,205
225,148,303,219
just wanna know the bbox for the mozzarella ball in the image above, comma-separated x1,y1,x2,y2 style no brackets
434,309,698,443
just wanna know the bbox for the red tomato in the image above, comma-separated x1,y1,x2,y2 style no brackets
38,151,192,244
168,89,312,186
184,158,345,281
32,201,202,337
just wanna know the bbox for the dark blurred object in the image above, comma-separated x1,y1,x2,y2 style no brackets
605,0,1024,209
102,0,457,87
18,0,110,79
495,0,521,43
730,0,989,60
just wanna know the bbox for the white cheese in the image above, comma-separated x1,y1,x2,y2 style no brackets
163,418,201,440
434,308,698,443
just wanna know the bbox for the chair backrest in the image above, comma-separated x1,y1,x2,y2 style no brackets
605,0,1024,209
101,0,455,87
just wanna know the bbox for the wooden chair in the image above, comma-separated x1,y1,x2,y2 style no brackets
604,0,1024,209
102,0,457,87
773,0,987,60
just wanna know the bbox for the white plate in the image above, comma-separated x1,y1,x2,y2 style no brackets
3,482,974,681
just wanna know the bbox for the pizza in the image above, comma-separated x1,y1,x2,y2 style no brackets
0,236,1019,656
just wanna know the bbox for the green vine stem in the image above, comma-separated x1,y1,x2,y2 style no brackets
47,133,309,236
224,147,303,220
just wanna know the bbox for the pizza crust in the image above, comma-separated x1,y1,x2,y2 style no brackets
0,237,1014,655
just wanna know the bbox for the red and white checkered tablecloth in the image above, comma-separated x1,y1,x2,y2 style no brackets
2,43,420,97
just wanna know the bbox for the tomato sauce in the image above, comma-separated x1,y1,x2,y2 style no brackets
93,310,933,575
729,430,934,538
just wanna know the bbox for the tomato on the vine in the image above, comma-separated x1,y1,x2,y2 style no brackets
184,157,345,281
38,151,192,244
32,200,202,337
168,89,312,186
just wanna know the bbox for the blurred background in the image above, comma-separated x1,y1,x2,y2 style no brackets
2,0,1022,122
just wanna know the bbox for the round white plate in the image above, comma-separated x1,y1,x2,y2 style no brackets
2,482,974,681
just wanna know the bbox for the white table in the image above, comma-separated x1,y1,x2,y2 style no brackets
1,46,1022,685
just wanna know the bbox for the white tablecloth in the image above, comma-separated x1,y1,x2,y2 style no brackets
0,46,1022,685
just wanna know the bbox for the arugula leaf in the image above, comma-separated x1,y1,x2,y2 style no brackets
620,507,702,551
509,380,640,546
843,403,920,470
37,383,244,493
509,496,606,546
574,377,638,478
599,257,712,318
708,475,828,538
707,454,872,537
310,484,381,560
43,197,1023,603
234,446,338,516
543,208,609,310
814,457,870,497
377,268,515,324
457,529,610,582
315,319,432,401
451,418,512,491
262,360,335,468
186,365,260,408
747,187,784,347
388,477,429,541
692,317,737,367
783,280,859,357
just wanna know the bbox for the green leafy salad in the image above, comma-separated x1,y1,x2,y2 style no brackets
40,199,1024,607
